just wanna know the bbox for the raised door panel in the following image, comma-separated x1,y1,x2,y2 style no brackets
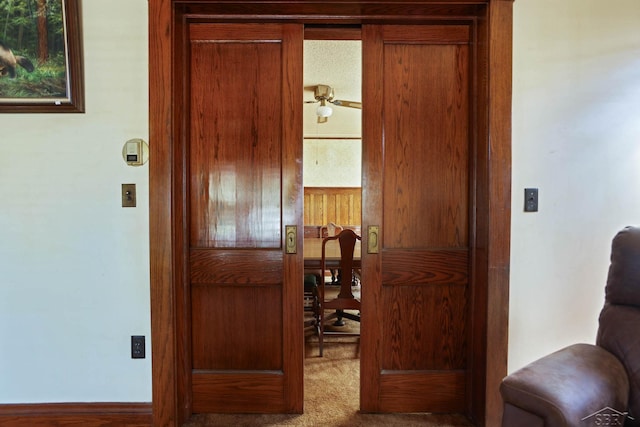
362,24,472,413
187,22,303,413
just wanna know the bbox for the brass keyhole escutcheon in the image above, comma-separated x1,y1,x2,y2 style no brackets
368,225,379,254
285,225,297,254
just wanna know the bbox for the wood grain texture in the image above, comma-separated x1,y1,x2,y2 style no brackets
149,0,183,424
186,21,304,418
483,2,514,426
379,372,466,413
360,23,385,414
382,249,469,286
177,3,486,19
304,187,362,227
191,284,283,369
189,35,282,248
0,403,152,427
187,22,302,412
382,41,469,249
190,249,283,285
382,283,467,370
192,372,286,413
381,24,470,43
362,22,471,415
275,23,305,414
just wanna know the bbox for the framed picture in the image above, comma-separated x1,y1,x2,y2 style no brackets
0,0,84,113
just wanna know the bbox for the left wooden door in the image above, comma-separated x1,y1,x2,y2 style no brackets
184,22,304,414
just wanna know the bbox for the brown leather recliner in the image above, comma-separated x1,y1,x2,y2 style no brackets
500,226,640,427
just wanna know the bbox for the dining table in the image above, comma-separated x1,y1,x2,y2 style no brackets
302,237,362,270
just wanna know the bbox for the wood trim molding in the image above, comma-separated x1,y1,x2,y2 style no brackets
149,0,181,424
484,2,513,426
0,403,152,427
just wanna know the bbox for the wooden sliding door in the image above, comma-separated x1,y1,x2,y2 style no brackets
361,24,473,413
151,2,513,425
186,22,304,413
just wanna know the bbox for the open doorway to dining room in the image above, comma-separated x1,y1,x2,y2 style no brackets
302,33,363,407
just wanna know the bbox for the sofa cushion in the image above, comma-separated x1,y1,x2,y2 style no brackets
500,343,629,426
597,304,640,422
604,226,640,307
597,225,640,422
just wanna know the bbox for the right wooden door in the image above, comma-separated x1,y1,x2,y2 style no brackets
361,24,472,413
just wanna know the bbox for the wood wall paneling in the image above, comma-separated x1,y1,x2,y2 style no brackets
304,187,362,227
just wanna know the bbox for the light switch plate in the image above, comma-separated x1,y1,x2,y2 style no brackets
524,188,538,212
122,184,136,207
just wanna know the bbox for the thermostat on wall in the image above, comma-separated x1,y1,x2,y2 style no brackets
122,138,149,166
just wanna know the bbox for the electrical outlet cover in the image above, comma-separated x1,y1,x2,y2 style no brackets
131,335,145,359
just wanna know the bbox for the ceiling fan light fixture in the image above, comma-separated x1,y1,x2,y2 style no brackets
316,102,333,118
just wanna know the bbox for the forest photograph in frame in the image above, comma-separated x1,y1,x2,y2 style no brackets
0,0,83,112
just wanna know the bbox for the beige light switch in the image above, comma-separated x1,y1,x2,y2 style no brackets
122,184,136,207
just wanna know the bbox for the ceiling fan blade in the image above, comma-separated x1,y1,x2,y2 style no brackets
331,99,362,109
305,85,360,123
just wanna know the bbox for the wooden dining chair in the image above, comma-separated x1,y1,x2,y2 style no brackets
319,228,361,356
303,273,321,341
320,222,343,284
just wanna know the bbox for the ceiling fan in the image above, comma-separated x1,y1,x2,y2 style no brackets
305,84,362,123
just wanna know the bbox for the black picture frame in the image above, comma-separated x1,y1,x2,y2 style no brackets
0,0,84,113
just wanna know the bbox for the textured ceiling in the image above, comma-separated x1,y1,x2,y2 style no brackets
303,40,362,138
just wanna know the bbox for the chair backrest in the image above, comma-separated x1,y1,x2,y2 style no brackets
602,226,640,308
321,229,361,289
596,226,640,420
321,222,343,238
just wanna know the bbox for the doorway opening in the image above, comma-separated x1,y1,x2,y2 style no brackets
302,30,363,415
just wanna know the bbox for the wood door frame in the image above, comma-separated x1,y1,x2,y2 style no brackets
149,1,513,426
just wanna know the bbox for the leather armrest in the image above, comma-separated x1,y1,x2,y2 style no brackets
500,343,629,427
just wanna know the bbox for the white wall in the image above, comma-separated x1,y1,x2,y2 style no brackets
0,0,638,405
509,0,640,371
0,1,150,402
303,139,362,187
